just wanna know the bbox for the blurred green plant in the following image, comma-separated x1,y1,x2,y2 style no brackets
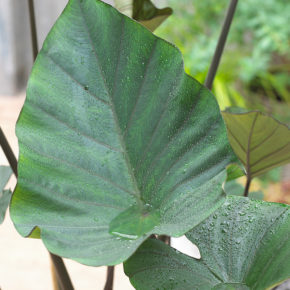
155,0,290,112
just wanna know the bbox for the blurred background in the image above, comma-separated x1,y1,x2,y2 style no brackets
154,0,290,205
157,0,290,123
0,0,289,289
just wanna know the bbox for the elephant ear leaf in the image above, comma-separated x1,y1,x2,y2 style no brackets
0,166,12,224
124,196,290,290
10,0,234,266
222,110,290,179
114,0,172,31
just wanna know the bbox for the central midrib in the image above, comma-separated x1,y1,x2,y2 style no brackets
77,0,143,206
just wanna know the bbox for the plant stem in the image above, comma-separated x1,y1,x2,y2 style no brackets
51,259,63,290
104,266,115,290
0,128,18,175
50,253,74,290
204,0,239,90
243,176,251,197
158,235,170,245
28,0,39,60
0,127,74,290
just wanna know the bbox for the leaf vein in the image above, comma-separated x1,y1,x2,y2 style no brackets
27,101,122,153
20,141,138,198
21,178,126,210
242,207,288,281
123,38,158,137
42,52,111,106
250,143,290,168
77,1,142,200
139,85,203,190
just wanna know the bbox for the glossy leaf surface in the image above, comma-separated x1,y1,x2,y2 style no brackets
114,0,172,31
0,166,12,224
222,111,290,178
125,196,290,289
11,0,234,266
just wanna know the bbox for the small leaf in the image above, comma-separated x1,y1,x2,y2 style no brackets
139,11,172,32
124,196,290,290
0,166,12,224
133,0,173,32
222,110,290,178
10,0,235,266
226,163,245,181
114,0,173,31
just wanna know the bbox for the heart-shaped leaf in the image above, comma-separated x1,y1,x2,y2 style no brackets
222,111,290,178
10,0,234,266
0,166,12,224
125,196,290,289
114,0,173,31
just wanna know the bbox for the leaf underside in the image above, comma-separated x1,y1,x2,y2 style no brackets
133,0,173,31
222,111,290,178
10,0,234,266
124,196,290,290
114,0,173,31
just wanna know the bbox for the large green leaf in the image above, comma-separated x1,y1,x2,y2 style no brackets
222,111,290,178
114,0,173,31
10,0,234,266
125,196,290,289
0,166,12,224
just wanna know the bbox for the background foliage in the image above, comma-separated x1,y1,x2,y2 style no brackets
155,0,290,122
153,0,290,201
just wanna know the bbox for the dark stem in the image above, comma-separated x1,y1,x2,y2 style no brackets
50,254,74,290
51,259,63,290
158,235,171,245
0,127,18,176
104,266,115,290
243,176,251,197
28,0,39,60
204,0,239,90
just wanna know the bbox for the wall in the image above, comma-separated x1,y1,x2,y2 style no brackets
0,0,113,95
